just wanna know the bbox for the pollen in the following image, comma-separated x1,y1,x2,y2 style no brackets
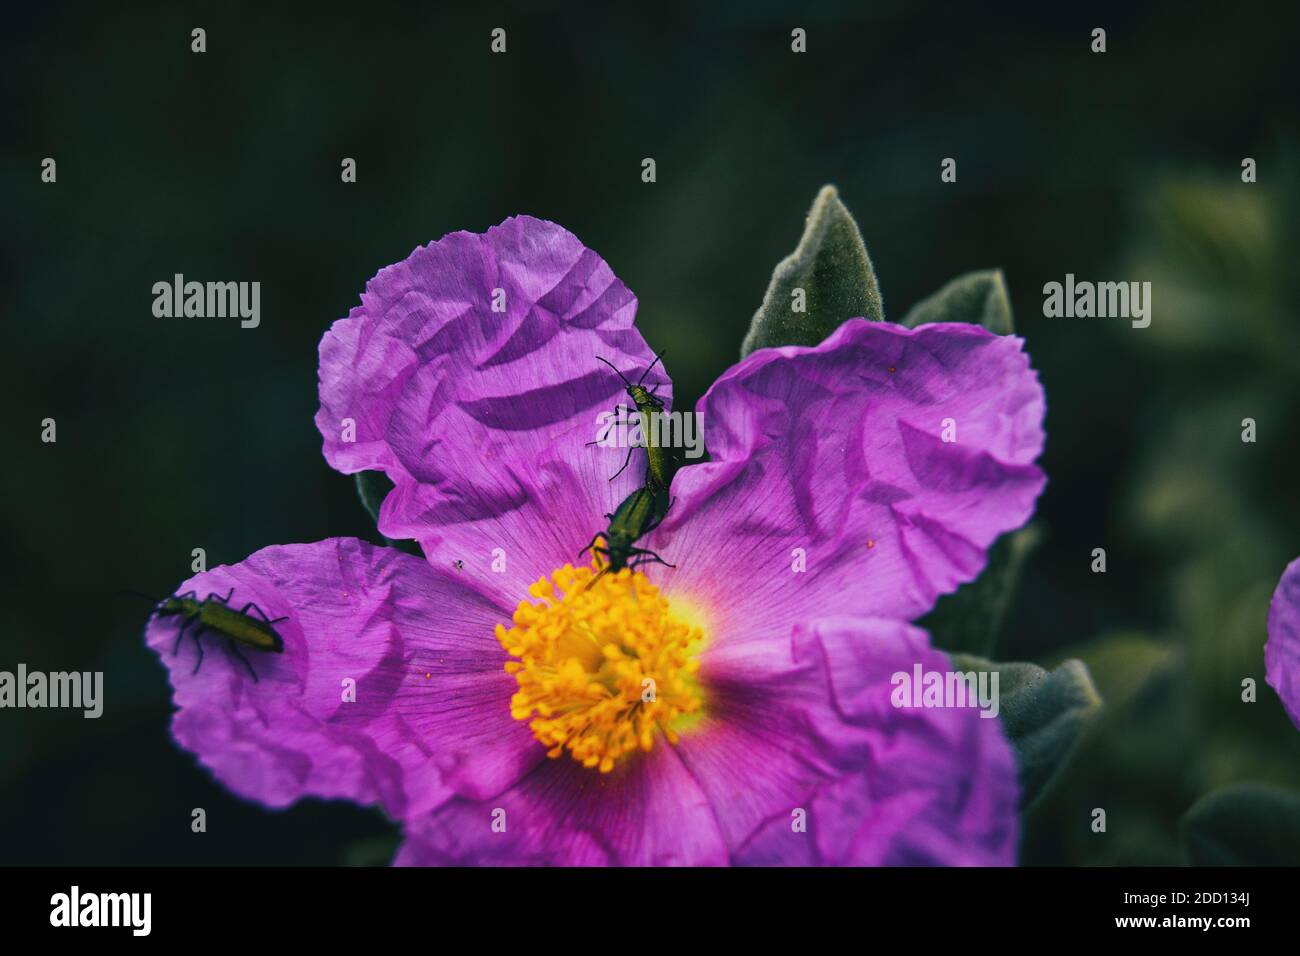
495,553,704,774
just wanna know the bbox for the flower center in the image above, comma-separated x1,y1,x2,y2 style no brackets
496,552,704,773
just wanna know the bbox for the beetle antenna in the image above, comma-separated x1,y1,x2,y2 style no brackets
637,349,666,387
596,356,634,389
121,588,166,617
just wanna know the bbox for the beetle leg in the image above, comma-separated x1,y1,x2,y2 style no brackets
608,443,636,482
628,548,676,569
587,404,623,448
240,601,271,621
582,565,613,591
190,627,206,675
226,640,259,683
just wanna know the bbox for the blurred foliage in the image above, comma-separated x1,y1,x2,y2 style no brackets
921,504,1039,660
1021,151,1300,865
1181,785,1300,866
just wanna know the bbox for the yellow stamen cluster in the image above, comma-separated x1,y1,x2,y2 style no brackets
496,556,703,774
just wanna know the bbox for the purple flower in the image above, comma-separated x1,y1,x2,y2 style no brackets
145,216,1046,865
1266,557,1300,730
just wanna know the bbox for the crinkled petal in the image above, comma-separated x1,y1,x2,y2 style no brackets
394,743,729,866
144,538,540,819
315,216,668,606
648,319,1045,646
382,416,655,609
685,616,1019,865
1266,557,1300,730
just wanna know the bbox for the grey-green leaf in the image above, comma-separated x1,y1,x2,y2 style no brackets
354,470,392,525
740,185,884,358
1181,784,1300,866
340,831,402,867
899,269,1014,335
951,654,1102,810
353,470,423,558
920,524,1040,657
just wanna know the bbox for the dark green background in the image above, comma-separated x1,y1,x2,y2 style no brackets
3,2,1298,864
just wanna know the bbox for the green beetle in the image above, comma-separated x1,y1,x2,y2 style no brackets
153,588,287,682
596,351,676,494
580,485,674,577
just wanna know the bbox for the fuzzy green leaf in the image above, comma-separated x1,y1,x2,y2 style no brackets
952,654,1102,810
899,269,1013,335
740,185,884,357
